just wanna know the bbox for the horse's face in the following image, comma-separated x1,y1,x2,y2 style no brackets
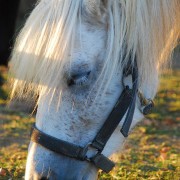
26,1,143,179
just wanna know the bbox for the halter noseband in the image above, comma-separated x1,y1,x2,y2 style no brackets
30,59,154,173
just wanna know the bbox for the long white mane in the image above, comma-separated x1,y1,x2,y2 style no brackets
9,0,180,102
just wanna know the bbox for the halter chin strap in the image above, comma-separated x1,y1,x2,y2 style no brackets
30,59,154,173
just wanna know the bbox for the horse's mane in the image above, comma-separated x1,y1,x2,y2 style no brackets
9,0,180,102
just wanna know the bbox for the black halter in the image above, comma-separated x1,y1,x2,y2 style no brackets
30,59,154,173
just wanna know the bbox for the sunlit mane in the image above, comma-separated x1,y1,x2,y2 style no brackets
9,0,180,103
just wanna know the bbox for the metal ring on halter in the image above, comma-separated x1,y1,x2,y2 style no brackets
122,74,133,90
138,90,154,115
78,143,99,161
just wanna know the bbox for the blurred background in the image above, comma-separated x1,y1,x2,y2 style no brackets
0,0,179,179
0,0,37,67
0,0,179,68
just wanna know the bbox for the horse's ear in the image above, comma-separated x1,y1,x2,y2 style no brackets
83,0,108,17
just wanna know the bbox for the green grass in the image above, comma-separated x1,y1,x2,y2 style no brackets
0,67,179,180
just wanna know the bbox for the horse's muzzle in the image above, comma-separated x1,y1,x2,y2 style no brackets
25,142,98,180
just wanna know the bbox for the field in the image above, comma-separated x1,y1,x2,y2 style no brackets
0,67,179,180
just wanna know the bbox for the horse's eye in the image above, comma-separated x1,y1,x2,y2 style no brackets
67,71,91,86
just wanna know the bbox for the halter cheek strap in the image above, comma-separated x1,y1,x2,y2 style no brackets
30,59,154,173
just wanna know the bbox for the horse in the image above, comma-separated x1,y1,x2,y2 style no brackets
9,0,180,179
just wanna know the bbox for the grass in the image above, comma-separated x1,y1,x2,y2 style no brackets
0,67,179,180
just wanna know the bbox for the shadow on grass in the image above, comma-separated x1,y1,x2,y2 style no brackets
0,105,34,179
0,109,35,147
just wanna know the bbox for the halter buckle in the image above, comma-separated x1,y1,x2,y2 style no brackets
78,143,99,161
78,143,115,173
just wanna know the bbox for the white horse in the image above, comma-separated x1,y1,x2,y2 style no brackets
9,0,179,179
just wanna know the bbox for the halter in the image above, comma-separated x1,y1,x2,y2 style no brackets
30,59,154,173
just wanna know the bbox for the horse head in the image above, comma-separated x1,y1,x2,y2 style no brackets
9,0,179,179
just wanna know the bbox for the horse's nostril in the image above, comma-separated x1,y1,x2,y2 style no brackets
68,71,91,86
